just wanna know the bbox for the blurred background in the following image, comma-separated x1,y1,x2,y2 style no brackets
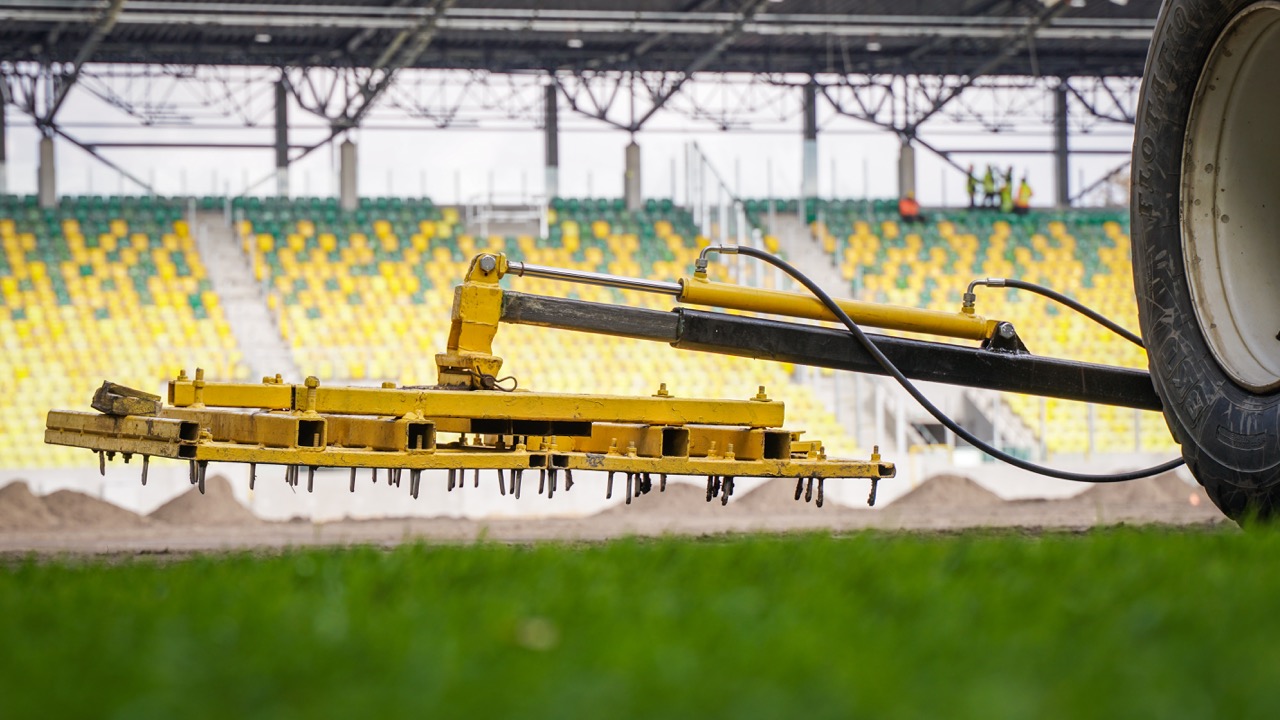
0,0,1175,519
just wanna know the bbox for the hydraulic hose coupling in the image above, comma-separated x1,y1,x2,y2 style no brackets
962,277,1006,315
695,245,739,276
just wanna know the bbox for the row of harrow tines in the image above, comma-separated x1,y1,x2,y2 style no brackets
45,374,895,508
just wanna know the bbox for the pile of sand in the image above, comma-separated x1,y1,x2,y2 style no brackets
730,478,845,514
0,481,59,532
42,489,149,529
150,475,260,526
888,474,1004,510
1072,471,1209,507
599,481,725,517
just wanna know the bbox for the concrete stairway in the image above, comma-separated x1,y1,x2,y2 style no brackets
193,211,301,382
768,211,926,456
769,211,844,293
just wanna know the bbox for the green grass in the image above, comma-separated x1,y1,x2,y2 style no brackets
1,527,1277,719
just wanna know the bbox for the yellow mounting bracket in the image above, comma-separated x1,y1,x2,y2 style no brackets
435,253,509,388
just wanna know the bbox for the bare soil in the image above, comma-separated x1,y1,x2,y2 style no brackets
0,472,1229,558
887,475,1004,510
0,482,59,532
730,478,844,515
42,490,150,529
1070,471,1210,507
599,481,723,517
150,476,261,527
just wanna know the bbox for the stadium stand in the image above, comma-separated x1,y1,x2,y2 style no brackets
809,200,1174,454
0,195,247,467
2,191,1168,468
235,195,860,459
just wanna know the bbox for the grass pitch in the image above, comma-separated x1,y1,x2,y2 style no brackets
1,527,1275,719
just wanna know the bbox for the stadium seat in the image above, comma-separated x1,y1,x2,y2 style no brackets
801,198,1172,454
235,197,862,459
1,195,249,467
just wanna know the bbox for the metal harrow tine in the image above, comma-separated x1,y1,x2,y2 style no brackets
349,467,357,493
720,476,735,506
141,455,150,487
497,469,506,496
606,471,614,499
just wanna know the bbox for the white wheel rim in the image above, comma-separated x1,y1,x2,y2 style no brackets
1182,2,1280,393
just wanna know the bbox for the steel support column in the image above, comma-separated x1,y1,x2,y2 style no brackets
339,138,358,211
275,79,289,197
624,139,642,211
0,101,7,196
544,83,559,199
898,137,916,200
37,135,55,209
1054,82,1070,208
802,83,818,205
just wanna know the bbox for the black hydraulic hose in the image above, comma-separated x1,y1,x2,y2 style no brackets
727,246,1184,483
967,278,1145,348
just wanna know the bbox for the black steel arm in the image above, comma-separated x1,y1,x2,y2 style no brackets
499,292,1162,412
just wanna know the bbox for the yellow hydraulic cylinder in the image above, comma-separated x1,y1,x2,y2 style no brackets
677,276,999,341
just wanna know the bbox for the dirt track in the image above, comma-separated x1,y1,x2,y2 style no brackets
0,472,1229,557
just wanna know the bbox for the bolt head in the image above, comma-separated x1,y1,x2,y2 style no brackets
998,323,1016,339
478,254,498,273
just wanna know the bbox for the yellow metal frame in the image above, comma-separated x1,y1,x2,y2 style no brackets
43,250,927,502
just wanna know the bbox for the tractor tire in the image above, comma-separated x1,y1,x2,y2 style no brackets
1132,0,1280,520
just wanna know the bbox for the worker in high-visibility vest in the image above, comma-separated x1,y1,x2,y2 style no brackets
1014,176,1033,215
982,165,997,208
1000,178,1014,214
966,165,978,208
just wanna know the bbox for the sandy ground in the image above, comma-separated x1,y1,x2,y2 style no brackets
0,470,1230,558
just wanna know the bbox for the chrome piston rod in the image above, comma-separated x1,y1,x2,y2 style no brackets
507,261,682,296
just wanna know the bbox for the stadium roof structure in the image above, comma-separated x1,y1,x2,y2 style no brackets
0,0,1158,78
0,0,1155,204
